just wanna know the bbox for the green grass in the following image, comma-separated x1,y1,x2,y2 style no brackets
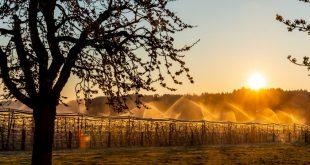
0,144,309,164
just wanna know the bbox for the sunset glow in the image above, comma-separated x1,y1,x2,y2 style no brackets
247,73,267,90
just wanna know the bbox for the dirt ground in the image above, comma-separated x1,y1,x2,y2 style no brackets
0,144,309,165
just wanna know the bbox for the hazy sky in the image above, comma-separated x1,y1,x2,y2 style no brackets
63,0,310,98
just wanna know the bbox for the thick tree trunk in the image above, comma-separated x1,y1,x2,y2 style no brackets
31,104,56,165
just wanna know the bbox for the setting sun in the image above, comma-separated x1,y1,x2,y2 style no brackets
247,73,267,90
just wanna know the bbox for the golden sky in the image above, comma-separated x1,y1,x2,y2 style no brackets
62,0,310,99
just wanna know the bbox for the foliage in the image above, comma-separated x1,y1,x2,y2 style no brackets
276,0,310,72
0,0,197,112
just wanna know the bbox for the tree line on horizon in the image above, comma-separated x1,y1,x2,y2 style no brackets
39,88,309,124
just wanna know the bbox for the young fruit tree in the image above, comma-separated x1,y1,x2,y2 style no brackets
276,0,310,69
0,0,197,164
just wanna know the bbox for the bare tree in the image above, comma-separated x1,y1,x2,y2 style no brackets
0,0,197,164
276,0,310,69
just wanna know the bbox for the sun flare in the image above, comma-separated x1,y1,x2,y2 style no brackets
247,73,267,90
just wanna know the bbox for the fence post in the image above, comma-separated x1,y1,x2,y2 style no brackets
228,123,232,144
107,118,111,148
140,132,144,146
0,126,3,150
100,118,103,147
211,126,215,144
155,123,159,146
305,131,308,144
64,117,67,149
89,124,93,149
125,117,131,147
168,123,172,146
77,115,80,148
11,116,15,150
68,131,72,149
201,122,205,145
6,111,14,150
107,132,111,148
21,129,26,151
190,129,194,146
272,124,275,143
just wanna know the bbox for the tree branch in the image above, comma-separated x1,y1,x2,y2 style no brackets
0,28,13,35
0,48,33,108
28,0,49,94
52,8,115,95
39,0,65,89
12,15,37,98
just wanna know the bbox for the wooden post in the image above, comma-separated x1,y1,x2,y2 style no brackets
305,132,308,144
77,116,80,148
211,126,215,144
201,122,206,145
168,123,172,146
107,131,111,148
21,129,26,151
89,124,93,149
64,117,67,149
190,130,194,146
55,117,59,149
6,111,13,150
100,119,103,147
265,125,269,143
68,131,72,149
155,123,159,146
228,123,232,144
145,124,149,146
11,116,15,150
30,118,35,151
293,124,296,142
307,128,310,144
272,124,275,143
127,118,131,147
0,126,3,150
140,132,144,146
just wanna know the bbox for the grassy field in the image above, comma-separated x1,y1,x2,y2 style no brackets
0,144,309,164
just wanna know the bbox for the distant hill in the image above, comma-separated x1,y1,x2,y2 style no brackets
1,88,310,124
